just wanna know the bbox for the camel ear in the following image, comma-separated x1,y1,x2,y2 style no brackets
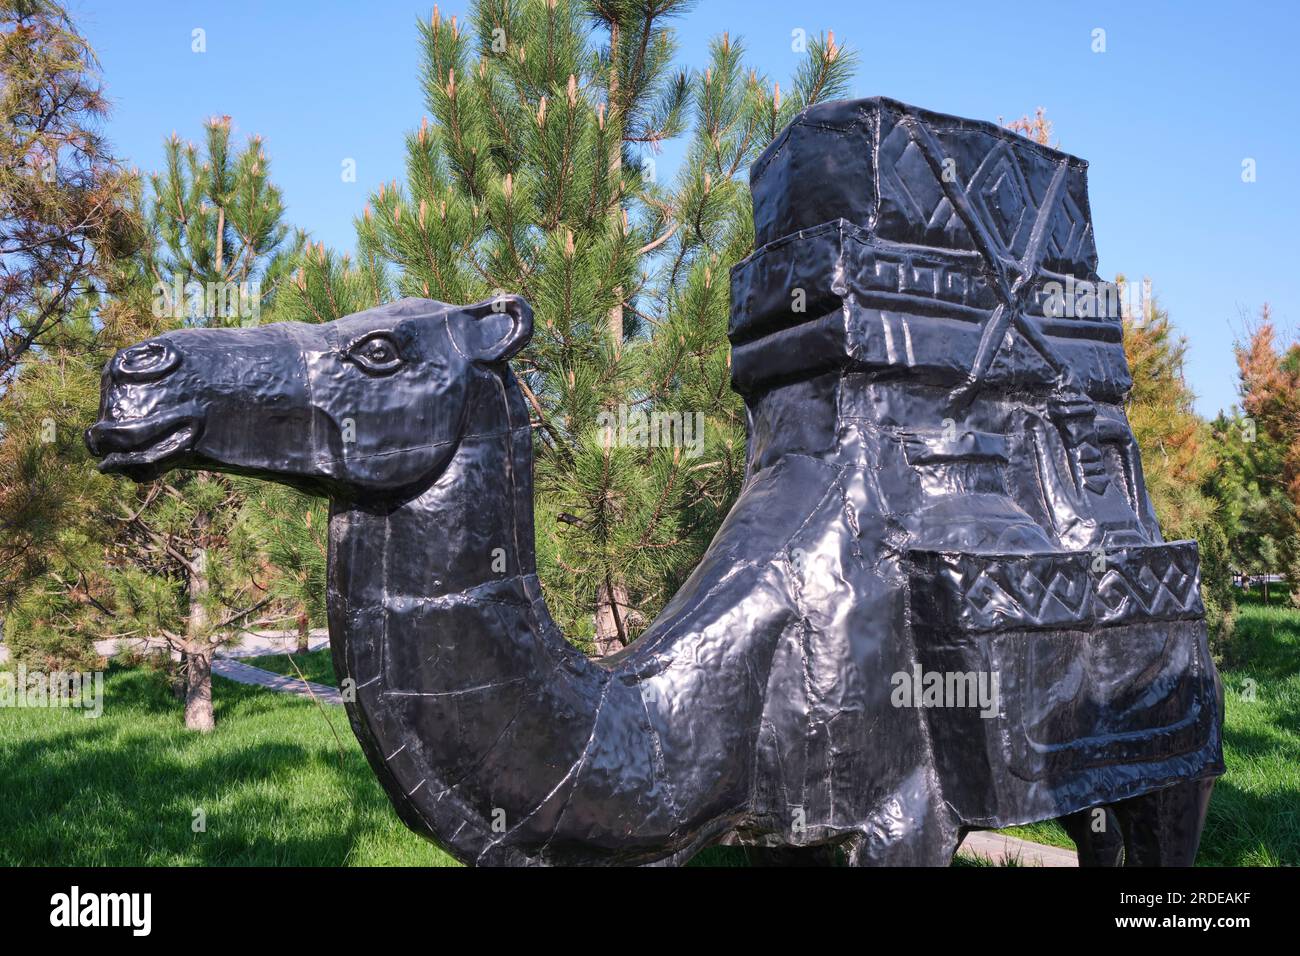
459,294,533,364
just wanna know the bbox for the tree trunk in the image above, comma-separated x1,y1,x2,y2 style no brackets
184,646,214,732
296,607,310,655
184,527,215,731
592,17,629,655
593,576,640,657
606,19,623,354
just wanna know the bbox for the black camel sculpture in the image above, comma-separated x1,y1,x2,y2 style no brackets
87,98,1223,866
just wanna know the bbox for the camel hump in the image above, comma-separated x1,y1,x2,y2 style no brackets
628,454,842,659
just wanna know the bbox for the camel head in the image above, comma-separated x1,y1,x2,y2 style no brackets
85,295,533,497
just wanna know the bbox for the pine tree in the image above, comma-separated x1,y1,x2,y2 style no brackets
6,120,307,726
102,117,305,729
1220,308,1300,605
0,0,136,384
231,481,328,655
0,0,141,633
146,116,300,325
278,0,855,654
1208,408,1290,598
1120,279,1235,641
0,294,127,671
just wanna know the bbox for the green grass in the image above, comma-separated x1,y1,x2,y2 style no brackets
1199,597,1300,864
0,664,454,865
250,649,338,687
3,596,1296,865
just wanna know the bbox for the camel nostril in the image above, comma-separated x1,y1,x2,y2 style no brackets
112,339,181,383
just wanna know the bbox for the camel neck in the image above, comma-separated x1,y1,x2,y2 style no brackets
320,367,791,863
380,432,539,599
329,368,540,594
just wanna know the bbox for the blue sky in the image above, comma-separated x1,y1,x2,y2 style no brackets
74,0,1298,417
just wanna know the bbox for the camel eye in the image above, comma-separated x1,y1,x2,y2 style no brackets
346,333,403,374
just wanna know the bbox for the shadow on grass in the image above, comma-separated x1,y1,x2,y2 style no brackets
1201,777,1300,866
0,665,443,865
1204,723,1300,866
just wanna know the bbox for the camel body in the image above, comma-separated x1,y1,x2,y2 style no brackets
87,98,1224,866
326,347,1221,866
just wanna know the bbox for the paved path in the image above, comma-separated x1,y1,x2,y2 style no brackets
0,629,330,665
214,630,330,660
958,830,1078,867
102,629,331,661
211,657,343,706
0,626,341,704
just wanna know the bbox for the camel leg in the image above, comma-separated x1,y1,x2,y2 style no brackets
1110,777,1216,867
1059,806,1125,866
844,819,963,866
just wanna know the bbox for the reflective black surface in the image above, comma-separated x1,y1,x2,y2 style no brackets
88,98,1223,866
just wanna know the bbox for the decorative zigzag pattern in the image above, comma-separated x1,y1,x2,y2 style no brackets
911,542,1204,633
1095,553,1200,622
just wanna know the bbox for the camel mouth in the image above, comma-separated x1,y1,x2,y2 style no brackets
85,416,202,481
